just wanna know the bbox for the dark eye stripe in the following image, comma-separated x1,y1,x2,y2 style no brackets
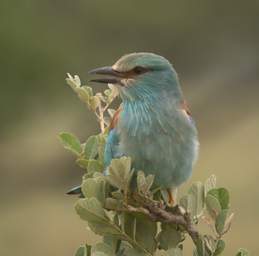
133,66,149,75
114,66,151,78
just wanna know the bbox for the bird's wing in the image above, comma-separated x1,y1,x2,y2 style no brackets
67,106,123,195
104,106,123,172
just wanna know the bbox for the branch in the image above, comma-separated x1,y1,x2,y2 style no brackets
144,202,200,246
106,193,200,247
139,194,199,244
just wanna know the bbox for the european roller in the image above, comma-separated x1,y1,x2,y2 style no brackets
68,52,199,205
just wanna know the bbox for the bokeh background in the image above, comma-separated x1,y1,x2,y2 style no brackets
1,1,259,255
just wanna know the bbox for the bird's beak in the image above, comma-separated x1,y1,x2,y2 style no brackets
88,66,123,85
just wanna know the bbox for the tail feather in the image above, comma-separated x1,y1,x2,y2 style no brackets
66,185,84,197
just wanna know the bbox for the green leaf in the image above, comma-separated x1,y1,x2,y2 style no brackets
137,171,154,195
236,248,250,256
97,134,107,162
76,159,89,169
187,182,205,218
84,86,93,97
105,198,122,210
89,160,103,173
208,188,229,210
179,182,204,220
81,176,107,205
77,87,91,104
194,235,205,256
106,157,133,191
66,73,81,88
157,223,183,250
214,240,225,256
59,132,82,156
121,213,157,254
89,95,101,111
75,197,107,222
121,213,135,239
179,194,188,211
134,213,157,253
87,222,121,237
92,242,114,256
204,175,216,195
75,245,86,256
103,235,121,255
75,198,123,236
77,159,103,173
84,136,99,159
75,244,92,256
215,209,228,235
111,191,124,200
137,171,146,191
205,194,222,219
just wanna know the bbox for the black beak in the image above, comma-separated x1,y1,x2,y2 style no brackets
88,66,123,85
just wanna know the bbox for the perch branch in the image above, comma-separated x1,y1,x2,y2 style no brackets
106,196,200,247
133,193,200,245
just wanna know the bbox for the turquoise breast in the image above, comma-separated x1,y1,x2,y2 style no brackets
117,98,198,189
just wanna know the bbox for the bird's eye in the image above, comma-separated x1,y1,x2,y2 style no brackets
132,66,149,75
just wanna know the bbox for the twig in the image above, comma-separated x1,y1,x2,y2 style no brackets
96,100,113,133
97,104,105,133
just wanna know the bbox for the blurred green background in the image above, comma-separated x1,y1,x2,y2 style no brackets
1,1,259,255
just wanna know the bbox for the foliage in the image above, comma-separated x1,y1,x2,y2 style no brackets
60,74,250,256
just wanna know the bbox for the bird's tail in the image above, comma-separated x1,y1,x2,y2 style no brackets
66,185,84,198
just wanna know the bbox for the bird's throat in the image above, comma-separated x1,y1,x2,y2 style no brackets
119,92,181,137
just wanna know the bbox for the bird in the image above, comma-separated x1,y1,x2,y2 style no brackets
68,52,199,205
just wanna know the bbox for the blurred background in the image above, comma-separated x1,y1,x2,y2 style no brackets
1,0,258,255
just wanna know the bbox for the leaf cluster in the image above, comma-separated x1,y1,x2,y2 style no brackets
60,74,250,256
66,73,118,133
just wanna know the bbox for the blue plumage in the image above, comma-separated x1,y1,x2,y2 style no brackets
68,53,199,203
100,53,199,191
103,128,121,175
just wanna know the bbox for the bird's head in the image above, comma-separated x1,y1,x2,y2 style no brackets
89,52,183,101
